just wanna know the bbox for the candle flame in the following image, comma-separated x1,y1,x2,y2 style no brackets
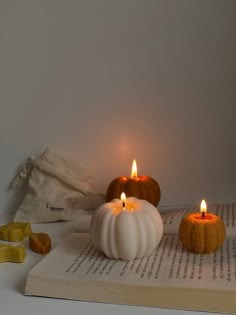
121,192,126,207
131,159,137,178
200,199,207,214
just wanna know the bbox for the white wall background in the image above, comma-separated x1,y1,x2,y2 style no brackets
0,0,235,214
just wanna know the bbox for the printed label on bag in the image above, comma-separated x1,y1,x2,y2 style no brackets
46,202,64,212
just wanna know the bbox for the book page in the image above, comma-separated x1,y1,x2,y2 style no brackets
161,203,236,238
29,233,236,291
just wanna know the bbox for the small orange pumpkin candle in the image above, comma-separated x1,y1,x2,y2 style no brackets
179,199,226,254
106,159,161,207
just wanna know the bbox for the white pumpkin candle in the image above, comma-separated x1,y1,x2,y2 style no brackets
90,195,163,260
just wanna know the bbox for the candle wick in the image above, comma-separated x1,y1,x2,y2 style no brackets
122,201,125,208
202,212,205,218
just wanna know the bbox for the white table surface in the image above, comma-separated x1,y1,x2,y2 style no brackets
0,214,225,315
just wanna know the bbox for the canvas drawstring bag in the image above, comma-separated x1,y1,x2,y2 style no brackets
11,149,105,223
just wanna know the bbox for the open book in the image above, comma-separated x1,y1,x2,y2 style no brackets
25,203,236,313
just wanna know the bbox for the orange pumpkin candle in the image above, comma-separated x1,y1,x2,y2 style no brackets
179,200,226,254
106,159,161,207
